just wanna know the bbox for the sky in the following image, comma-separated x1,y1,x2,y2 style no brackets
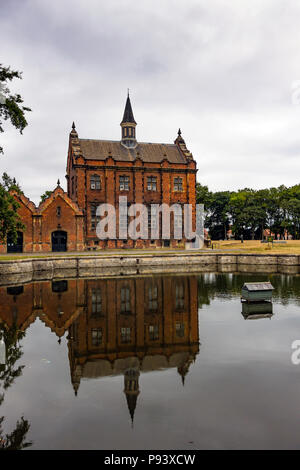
1,0,300,204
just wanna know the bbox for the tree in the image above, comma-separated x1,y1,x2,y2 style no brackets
0,173,24,243
0,64,31,155
205,191,231,240
40,190,52,203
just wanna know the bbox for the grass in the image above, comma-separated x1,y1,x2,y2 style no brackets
1,241,300,261
211,239,300,254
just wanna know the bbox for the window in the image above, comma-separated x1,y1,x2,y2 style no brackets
120,287,131,313
119,205,129,234
91,204,100,230
175,322,185,338
52,280,68,293
119,176,129,191
147,176,157,191
7,286,24,296
121,327,131,343
174,207,182,230
148,205,158,237
174,177,183,191
92,288,102,315
56,206,61,217
90,174,101,190
148,285,158,311
91,328,102,346
149,325,159,341
175,283,184,310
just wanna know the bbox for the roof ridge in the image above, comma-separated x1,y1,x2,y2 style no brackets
78,138,177,146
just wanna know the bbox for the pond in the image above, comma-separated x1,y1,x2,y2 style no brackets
0,272,300,450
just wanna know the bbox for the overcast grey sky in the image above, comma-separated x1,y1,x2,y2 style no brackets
1,0,300,203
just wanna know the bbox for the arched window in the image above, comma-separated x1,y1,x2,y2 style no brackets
90,174,101,190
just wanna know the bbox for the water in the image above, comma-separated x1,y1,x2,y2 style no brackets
0,272,300,450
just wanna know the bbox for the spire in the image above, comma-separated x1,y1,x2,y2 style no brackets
70,121,78,139
177,355,194,387
123,368,140,425
120,93,137,147
174,128,193,160
121,93,136,125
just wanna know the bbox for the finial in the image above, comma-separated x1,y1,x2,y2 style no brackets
57,179,60,186
127,88,129,97
72,121,76,130
178,128,181,136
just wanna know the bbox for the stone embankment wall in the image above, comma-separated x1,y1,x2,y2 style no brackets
0,253,300,285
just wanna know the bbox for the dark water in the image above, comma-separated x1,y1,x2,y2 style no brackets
0,272,300,450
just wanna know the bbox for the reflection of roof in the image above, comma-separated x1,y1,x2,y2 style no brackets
78,139,186,164
243,313,273,320
242,282,274,291
81,352,193,379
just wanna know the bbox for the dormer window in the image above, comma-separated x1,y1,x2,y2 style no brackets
90,174,101,190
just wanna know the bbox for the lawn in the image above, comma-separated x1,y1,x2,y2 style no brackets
211,239,300,254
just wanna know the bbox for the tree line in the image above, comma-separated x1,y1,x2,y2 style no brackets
196,183,300,240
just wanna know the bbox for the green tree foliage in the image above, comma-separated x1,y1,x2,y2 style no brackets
196,182,300,240
40,190,52,203
0,173,24,243
0,64,31,154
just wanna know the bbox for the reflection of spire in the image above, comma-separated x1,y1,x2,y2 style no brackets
177,355,194,387
71,364,82,397
123,368,140,425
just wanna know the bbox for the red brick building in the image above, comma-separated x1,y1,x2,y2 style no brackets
0,95,197,253
66,94,197,249
0,185,84,253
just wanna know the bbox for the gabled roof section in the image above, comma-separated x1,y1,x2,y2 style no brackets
10,190,37,213
38,184,83,215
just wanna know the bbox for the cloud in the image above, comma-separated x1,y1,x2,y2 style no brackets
1,0,300,202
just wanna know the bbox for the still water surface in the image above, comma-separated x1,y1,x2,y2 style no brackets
0,272,300,450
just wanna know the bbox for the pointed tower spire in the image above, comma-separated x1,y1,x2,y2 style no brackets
123,368,140,425
70,121,78,139
120,93,137,148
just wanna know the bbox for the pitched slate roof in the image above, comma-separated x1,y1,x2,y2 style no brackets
242,282,274,291
78,139,187,164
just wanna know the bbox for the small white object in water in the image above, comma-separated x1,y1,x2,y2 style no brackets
0,339,5,365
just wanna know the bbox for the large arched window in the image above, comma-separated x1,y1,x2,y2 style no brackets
90,174,101,190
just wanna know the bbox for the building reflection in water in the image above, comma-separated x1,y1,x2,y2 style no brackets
0,275,199,424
